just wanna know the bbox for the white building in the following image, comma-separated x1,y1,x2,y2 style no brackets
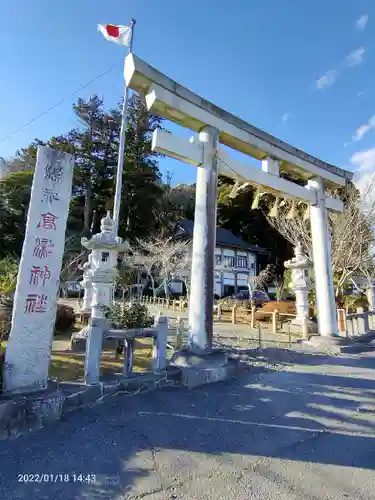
175,220,270,298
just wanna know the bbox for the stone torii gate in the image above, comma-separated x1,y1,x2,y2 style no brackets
124,53,353,353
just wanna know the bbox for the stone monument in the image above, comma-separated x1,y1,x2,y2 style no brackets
284,242,317,334
3,147,74,393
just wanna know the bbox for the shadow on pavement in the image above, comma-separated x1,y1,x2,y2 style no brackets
222,346,375,370
0,352,375,499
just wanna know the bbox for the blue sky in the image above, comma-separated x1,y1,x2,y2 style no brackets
0,0,374,187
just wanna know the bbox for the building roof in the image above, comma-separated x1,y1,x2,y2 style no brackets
175,220,270,255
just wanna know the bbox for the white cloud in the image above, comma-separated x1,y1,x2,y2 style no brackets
352,116,375,142
358,91,365,97
281,113,290,122
346,47,365,67
351,148,375,198
356,14,368,30
351,148,375,172
315,69,338,89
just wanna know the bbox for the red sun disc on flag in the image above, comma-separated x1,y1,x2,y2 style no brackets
106,24,120,38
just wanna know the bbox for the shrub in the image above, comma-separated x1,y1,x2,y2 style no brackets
55,304,75,333
0,295,14,341
255,300,296,322
106,302,154,330
0,347,4,390
342,293,369,313
259,301,296,314
0,296,75,339
0,348,5,392
0,258,18,341
0,258,18,296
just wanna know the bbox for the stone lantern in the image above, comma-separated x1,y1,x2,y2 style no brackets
81,212,128,319
284,242,315,331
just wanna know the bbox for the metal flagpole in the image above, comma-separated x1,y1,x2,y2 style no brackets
113,18,136,236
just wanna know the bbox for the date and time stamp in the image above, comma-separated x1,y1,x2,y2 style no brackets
17,473,97,484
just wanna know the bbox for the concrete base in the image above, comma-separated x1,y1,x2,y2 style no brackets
300,334,375,354
290,319,318,333
0,370,182,440
71,325,118,352
0,383,64,439
281,320,318,335
170,348,233,389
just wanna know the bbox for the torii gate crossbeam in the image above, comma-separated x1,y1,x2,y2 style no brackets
124,53,353,352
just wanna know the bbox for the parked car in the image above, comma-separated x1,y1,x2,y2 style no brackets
229,290,270,307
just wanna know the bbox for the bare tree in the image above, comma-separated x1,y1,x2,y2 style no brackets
152,237,189,298
248,264,276,308
248,264,276,292
265,177,375,300
129,236,189,299
274,277,286,302
115,262,138,301
168,242,191,297
127,244,160,299
60,251,86,298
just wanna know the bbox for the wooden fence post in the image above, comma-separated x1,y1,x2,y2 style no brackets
337,308,346,337
258,324,262,349
217,303,222,321
272,310,278,333
251,307,255,329
232,304,237,325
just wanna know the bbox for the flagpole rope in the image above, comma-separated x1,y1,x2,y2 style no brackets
0,62,121,145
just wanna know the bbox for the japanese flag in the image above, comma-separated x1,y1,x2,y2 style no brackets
97,24,131,46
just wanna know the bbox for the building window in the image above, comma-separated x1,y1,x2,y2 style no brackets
102,252,109,262
215,255,222,265
236,256,248,268
224,256,235,267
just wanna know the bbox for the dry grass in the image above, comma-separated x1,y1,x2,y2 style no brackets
1,338,156,383
50,338,154,382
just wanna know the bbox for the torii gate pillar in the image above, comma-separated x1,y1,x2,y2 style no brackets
308,177,338,337
188,126,219,352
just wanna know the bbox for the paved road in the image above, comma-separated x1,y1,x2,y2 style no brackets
1,350,375,499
